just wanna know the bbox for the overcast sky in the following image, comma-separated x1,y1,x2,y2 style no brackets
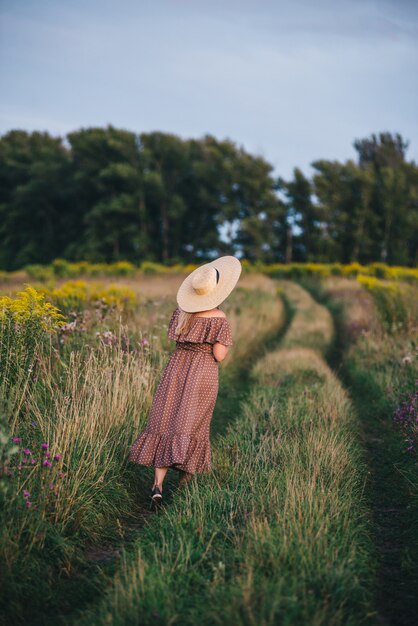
1,0,417,179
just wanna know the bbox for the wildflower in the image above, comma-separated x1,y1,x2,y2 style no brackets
121,333,130,352
23,489,30,498
30,458,37,464
17,464,22,470
140,338,149,346
12,437,21,444
60,320,77,333
25,500,32,508
31,421,38,428
44,452,51,458
54,454,61,461
23,448,31,456
96,330,117,346
393,383,418,454
41,443,49,450
58,471,65,478
42,460,52,468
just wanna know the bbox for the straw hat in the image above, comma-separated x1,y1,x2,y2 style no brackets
176,255,242,313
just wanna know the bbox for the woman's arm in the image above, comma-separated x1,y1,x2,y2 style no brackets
213,342,230,363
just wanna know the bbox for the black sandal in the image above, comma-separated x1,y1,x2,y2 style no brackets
150,485,163,508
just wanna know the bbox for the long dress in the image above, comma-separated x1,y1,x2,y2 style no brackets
129,307,234,474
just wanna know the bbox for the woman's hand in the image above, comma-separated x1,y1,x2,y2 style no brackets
213,341,229,363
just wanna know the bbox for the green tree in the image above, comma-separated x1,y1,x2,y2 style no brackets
0,131,73,270
279,167,324,262
353,132,417,264
312,159,379,263
67,126,147,262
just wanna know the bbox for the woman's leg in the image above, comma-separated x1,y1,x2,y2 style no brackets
153,467,169,491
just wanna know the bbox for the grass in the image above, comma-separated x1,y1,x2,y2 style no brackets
0,273,284,625
276,281,334,356
71,282,376,626
2,272,416,625
307,276,418,626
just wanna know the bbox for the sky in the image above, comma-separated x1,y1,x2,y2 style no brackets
1,0,417,179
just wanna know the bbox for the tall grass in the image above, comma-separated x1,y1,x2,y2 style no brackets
277,281,334,354
2,260,417,288
0,274,283,625
356,276,418,334
73,283,376,626
319,276,418,625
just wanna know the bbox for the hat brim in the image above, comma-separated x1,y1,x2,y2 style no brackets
176,256,242,312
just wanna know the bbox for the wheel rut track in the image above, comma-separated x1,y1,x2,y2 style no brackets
60,288,292,625
302,280,418,626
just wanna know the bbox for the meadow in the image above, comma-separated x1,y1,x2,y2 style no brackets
0,261,417,626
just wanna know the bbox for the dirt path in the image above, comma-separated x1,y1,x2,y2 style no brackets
309,283,418,626
56,287,291,625
339,370,418,626
62,279,418,626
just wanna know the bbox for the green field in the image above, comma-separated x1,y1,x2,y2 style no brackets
1,265,417,626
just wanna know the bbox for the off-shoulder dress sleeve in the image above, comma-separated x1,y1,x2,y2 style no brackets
211,318,233,347
167,309,233,346
167,307,180,341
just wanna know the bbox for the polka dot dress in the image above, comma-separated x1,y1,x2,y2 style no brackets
129,307,233,474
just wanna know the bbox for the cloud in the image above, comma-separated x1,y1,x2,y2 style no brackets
0,0,417,178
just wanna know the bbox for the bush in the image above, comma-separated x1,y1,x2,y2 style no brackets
368,262,390,279
25,264,55,282
140,261,175,274
106,261,137,276
1,260,417,282
51,258,78,278
0,286,65,389
357,276,413,333
36,280,137,312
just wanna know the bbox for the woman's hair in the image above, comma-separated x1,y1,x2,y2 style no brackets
175,309,194,335
175,305,221,336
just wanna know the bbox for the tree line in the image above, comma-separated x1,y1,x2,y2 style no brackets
0,127,416,270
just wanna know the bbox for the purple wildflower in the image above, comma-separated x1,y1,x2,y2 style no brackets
23,448,31,456
42,460,52,468
393,382,418,454
393,386,418,426
25,500,32,508
54,454,61,461
12,437,21,444
23,489,30,498
41,443,49,450
30,458,36,464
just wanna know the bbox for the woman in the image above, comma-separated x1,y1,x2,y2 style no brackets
129,255,242,506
